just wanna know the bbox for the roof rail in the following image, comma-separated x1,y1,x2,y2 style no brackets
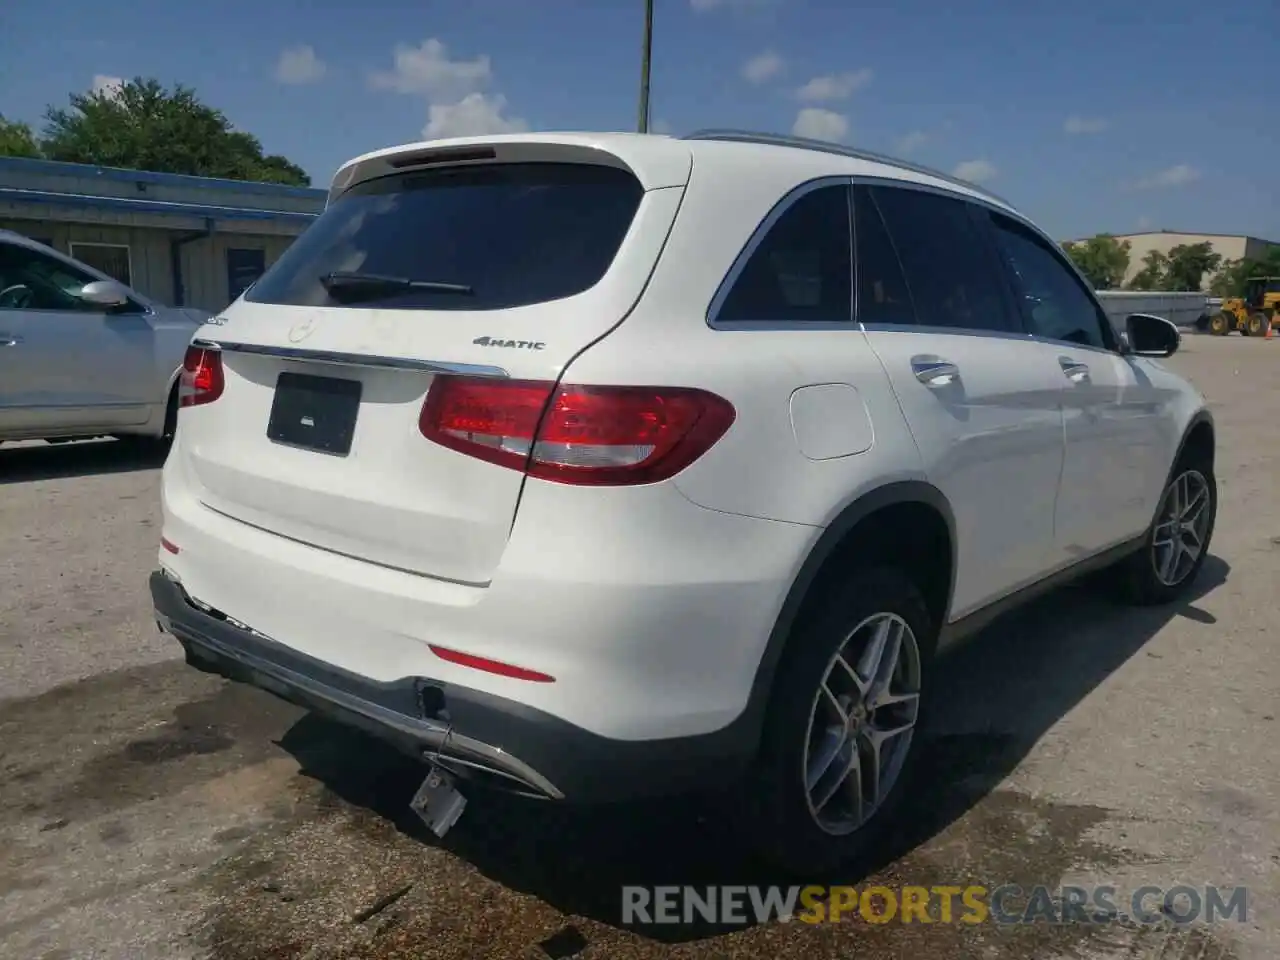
682,128,1012,207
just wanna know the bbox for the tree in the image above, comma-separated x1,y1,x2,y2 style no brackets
1061,234,1131,289
1209,259,1247,298
1210,247,1280,297
1128,250,1168,291
0,114,42,158
40,78,310,186
1162,242,1222,292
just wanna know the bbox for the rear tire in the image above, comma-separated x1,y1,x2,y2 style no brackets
113,387,178,455
1208,312,1231,336
1115,456,1216,606
741,566,934,875
1246,312,1269,337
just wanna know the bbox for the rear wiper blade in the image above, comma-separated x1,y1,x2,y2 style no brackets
319,271,474,302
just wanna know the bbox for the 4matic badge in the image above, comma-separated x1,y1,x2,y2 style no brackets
472,336,545,350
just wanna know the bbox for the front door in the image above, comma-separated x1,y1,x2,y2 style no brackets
853,185,1067,621
0,240,154,436
982,209,1167,559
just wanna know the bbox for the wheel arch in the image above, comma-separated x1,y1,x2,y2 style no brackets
162,365,183,436
1172,408,1215,474
735,480,956,743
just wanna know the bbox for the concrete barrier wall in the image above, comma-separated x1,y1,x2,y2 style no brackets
1096,291,1210,329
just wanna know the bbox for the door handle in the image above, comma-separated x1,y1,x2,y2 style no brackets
1059,356,1090,383
911,355,959,386
0,332,22,346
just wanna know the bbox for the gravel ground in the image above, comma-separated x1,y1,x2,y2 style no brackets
1,334,1277,960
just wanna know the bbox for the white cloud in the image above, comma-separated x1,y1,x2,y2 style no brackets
952,159,998,183
742,50,784,84
370,38,491,99
895,130,929,155
651,117,673,135
796,69,872,102
792,108,848,142
91,75,124,100
1133,164,1200,189
371,38,529,142
1063,115,1107,135
1137,215,1153,230
275,45,326,85
424,93,528,139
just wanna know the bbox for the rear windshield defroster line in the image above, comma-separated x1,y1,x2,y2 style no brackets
246,163,645,312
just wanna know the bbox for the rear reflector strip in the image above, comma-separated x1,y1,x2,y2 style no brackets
428,644,555,683
160,537,180,555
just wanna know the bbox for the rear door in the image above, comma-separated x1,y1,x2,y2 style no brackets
853,184,1067,620
175,155,688,585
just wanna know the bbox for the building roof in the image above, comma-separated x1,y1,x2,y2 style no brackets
0,155,326,200
0,155,326,227
0,185,319,225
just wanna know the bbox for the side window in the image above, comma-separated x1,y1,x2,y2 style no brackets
852,185,915,326
716,184,852,324
871,186,1021,334
0,243,100,312
70,243,133,288
988,214,1111,350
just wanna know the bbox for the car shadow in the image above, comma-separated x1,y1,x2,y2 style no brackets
277,554,1228,944
0,439,167,484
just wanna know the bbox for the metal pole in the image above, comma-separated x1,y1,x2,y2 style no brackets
638,0,653,132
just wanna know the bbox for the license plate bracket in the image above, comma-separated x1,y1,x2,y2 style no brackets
266,371,362,456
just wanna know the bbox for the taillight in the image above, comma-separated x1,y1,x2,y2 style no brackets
419,377,735,485
179,345,224,408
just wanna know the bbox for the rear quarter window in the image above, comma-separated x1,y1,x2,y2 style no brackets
247,163,645,312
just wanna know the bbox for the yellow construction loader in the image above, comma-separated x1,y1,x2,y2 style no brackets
1207,276,1280,336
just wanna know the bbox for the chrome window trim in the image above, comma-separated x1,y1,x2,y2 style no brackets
706,173,1124,355
190,339,510,378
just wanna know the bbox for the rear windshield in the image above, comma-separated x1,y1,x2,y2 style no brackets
246,162,645,311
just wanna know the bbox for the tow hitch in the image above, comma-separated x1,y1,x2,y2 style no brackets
410,765,467,838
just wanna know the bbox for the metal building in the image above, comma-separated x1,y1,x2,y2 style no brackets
0,156,326,312
1074,231,1280,290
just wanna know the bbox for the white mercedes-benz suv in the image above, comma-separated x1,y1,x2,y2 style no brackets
151,130,1215,873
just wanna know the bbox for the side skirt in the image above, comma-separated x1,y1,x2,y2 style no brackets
937,535,1146,652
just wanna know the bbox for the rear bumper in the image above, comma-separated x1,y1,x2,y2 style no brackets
151,570,752,803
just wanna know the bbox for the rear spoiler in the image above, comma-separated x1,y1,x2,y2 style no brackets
327,134,691,207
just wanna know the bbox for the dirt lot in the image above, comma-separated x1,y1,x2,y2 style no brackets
2,335,1277,960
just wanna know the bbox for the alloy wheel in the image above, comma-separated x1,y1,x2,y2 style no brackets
1151,469,1212,587
802,612,922,836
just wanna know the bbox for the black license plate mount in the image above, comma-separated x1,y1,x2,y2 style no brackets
266,371,362,456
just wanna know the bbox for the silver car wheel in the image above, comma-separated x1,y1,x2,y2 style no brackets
1151,469,1211,587
802,611,922,836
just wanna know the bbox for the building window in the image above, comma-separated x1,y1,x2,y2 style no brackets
69,242,133,287
226,247,267,303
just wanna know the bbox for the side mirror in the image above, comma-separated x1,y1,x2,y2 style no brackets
77,279,131,308
1125,313,1180,358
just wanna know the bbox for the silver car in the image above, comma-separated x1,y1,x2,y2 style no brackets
0,230,207,447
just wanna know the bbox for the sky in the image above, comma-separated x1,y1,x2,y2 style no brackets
2,0,1276,242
